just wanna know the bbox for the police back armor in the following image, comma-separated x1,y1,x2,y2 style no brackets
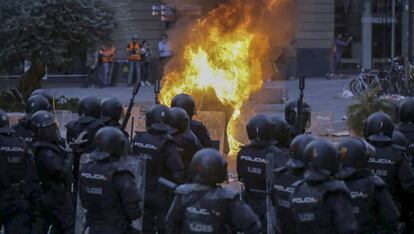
173,130,202,177
341,172,400,232
272,166,303,234
237,144,287,197
0,134,34,212
289,179,357,234
79,159,135,228
168,184,259,234
368,144,414,197
66,118,104,154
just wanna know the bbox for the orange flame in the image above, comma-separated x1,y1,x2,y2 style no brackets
160,0,295,156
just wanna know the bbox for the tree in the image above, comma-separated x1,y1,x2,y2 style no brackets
0,0,115,98
346,90,396,136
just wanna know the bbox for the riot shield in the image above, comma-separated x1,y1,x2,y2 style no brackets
122,154,147,231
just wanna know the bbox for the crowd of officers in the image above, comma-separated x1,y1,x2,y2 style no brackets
1,89,414,234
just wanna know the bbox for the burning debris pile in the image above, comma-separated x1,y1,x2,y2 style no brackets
160,0,296,155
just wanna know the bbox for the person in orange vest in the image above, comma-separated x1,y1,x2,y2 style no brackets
127,35,142,86
99,43,116,87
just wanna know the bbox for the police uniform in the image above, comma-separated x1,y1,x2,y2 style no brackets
172,129,202,180
32,140,74,234
165,184,261,234
0,128,42,233
237,142,287,231
12,117,35,148
132,130,185,233
190,120,213,148
338,169,400,232
79,152,141,234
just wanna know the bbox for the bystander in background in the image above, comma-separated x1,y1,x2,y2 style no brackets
127,35,142,86
158,34,172,78
100,43,116,87
328,34,352,78
141,41,152,86
85,47,101,88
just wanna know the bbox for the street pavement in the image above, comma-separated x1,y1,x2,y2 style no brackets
47,77,355,128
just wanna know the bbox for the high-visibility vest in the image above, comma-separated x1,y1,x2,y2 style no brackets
101,47,116,63
127,42,142,61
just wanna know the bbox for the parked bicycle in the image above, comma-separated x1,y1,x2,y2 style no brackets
349,69,390,96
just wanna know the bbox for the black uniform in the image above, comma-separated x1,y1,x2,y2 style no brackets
337,169,400,232
166,148,261,234
165,184,261,234
237,142,287,230
132,130,185,233
0,129,42,234
272,165,304,234
289,172,358,234
32,140,74,233
172,130,202,180
190,120,213,148
367,143,414,199
12,117,35,148
79,152,142,234
398,123,414,171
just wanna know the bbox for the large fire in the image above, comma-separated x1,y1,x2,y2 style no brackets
160,0,295,156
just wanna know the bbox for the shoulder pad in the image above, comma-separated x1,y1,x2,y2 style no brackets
369,175,386,188
268,145,282,154
175,183,211,195
273,166,288,174
216,187,239,200
292,179,305,187
324,180,349,194
191,120,203,127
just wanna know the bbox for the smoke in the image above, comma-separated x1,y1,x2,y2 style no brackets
163,0,297,81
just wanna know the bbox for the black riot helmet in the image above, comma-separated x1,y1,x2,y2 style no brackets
170,107,190,134
31,89,54,109
171,94,196,118
287,134,317,169
337,137,375,171
145,104,172,132
101,97,124,122
190,148,228,185
398,98,414,123
78,96,101,119
285,100,311,129
26,95,51,114
392,131,409,151
304,139,339,176
270,116,291,147
94,127,127,158
364,112,394,143
246,114,274,142
31,110,61,142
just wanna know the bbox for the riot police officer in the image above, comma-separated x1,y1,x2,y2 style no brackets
272,134,316,234
101,97,129,138
237,114,288,232
0,109,42,233
132,104,185,233
284,100,311,138
79,127,142,234
66,96,104,197
270,116,292,153
337,137,400,233
165,148,261,233
397,98,414,169
364,112,414,201
171,94,213,148
289,139,358,233
31,110,74,234
170,107,203,180
12,94,51,148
